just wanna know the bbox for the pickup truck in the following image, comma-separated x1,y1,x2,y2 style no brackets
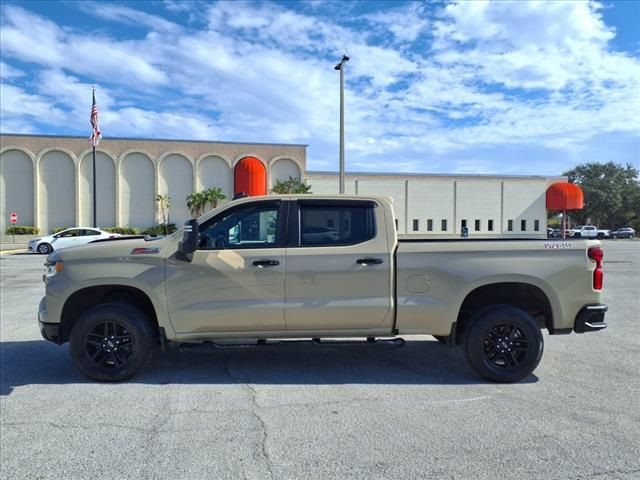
38,195,608,383
569,225,610,239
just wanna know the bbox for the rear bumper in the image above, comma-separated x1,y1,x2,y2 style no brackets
574,304,607,333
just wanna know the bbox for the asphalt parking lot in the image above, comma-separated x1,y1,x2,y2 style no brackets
1,242,639,480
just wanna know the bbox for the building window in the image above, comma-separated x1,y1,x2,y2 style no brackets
395,219,398,230
413,219,419,231
441,219,447,231
427,219,433,231
521,219,527,231
461,219,467,229
488,220,494,231
508,220,513,231
534,219,540,231
474,219,480,231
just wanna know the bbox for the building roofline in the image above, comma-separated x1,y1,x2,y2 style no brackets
0,132,308,148
306,170,567,180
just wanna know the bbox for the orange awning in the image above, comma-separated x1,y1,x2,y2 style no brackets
234,157,267,197
546,182,584,210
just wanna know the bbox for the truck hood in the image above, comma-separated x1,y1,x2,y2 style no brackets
50,235,175,263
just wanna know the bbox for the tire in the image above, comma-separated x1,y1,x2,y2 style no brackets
69,303,155,382
597,233,604,240
574,233,581,238
37,243,52,254
463,306,543,383
433,335,448,345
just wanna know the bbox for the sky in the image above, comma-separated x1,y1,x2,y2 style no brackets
1,0,639,176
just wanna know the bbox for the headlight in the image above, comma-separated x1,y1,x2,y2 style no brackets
44,260,64,279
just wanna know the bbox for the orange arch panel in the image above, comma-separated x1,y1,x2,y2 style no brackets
546,182,584,210
234,157,267,197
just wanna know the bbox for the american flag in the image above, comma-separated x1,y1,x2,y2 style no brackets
89,89,101,146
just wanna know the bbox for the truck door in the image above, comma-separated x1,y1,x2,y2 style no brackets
284,199,394,332
165,200,286,334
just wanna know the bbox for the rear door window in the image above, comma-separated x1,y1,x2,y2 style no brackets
299,203,375,246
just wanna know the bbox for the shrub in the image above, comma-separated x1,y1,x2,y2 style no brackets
6,226,40,235
142,224,177,236
104,227,141,235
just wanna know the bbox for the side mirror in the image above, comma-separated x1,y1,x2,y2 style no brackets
177,219,199,261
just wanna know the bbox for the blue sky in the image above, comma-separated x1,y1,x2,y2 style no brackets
1,0,639,175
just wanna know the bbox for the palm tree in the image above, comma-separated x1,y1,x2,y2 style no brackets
186,192,206,217
272,177,312,194
204,187,227,211
155,194,171,234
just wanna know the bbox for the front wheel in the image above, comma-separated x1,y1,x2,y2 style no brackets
37,243,52,254
69,303,155,382
463,306,543,382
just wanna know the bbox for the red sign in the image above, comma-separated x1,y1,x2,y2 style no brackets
10,212,17,224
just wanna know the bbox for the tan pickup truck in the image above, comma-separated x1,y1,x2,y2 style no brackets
38,195,607,383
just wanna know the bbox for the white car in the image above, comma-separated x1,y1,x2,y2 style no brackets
28,228,119,254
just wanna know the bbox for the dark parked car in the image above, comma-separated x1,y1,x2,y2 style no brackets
611,227,635,239
547,228,563,238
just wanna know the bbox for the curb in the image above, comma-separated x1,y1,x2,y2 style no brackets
0,249,28,255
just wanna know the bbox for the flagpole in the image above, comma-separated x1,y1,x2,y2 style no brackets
92,142,97,228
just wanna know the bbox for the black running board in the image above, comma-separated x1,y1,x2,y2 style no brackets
178,337,405,352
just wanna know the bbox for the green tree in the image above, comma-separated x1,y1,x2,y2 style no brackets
272,177,312,194
563,162,640,229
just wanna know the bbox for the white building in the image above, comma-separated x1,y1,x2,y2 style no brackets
1,134,564,237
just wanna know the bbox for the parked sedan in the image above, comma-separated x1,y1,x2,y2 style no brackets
611,227,636,239
28,228,119,254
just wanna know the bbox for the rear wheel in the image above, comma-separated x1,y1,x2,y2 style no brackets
574,233,581,238
37,243,52,254
463,306,543,382
69,303,155,382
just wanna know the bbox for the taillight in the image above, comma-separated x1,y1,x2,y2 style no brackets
588,246,604,290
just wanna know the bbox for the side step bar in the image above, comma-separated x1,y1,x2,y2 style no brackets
179,337,406,353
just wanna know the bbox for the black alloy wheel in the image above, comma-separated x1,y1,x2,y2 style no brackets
482,323,529,369
85,321,135,370
69,303,155,382
463,305,543,383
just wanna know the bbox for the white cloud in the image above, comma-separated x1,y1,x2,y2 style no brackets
365,2,429,43
76,2,182,34
0,61,24,80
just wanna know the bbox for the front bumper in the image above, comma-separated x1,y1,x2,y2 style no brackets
38,297,63,344
574,304,608,333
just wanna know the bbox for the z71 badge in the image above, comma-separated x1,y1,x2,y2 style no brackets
544,242,572,249
131,247,161,254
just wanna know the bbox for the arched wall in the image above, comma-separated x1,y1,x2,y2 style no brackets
0,149,34,233
198,155,232,199
39,151,75,233
270,158,301,189
121,152,155,228
159,153,193,226
79,151,116,227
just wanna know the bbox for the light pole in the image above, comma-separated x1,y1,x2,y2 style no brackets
335,54,349,194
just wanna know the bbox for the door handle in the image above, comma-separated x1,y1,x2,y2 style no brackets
356,258,383,266
253,260,280,267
